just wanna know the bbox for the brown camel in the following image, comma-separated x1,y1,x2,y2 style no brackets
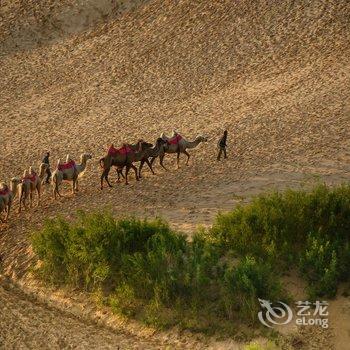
0,178,20,221
116,138,167,180
100,140,153,188
151,132,208,169
52,153,92,199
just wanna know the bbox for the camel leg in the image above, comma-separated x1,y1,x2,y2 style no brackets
72,180,75,195
5,203,11,222
116,168,124,183
159,154,168,171
138,159,145,178
101,168,113,189
18,190,22,212
176,151,181,169
125,166,130,185
21,194,26,211
116,169,121,183
131,164,139,181
29,191,33,208
105,173,113,188
145,158,155,175
183,150,190,166
75,179,79,192
53,182,61,199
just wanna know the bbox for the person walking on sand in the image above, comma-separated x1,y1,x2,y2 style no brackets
42,151,51,183
217,130,228,160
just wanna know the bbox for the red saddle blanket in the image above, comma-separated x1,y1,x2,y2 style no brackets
23,174,38,182
167,134,183,145
108,145,133,156
58,160,76,171
0,188,9,196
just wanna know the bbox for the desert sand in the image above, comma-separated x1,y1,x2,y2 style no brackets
0,0,350,348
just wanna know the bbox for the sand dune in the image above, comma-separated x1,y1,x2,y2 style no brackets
1,0,350,348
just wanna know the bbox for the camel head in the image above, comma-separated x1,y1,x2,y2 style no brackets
196,135,208,143
155,137,167,148
10,177,20,197
80,153,92,163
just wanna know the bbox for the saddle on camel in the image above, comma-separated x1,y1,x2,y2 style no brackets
22,172,38,183
0,185,9,196
108,144,134,157
56,157,78,180
167,134,183,145
57,160,76,171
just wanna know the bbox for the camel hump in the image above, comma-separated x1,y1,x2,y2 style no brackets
168,133,183,145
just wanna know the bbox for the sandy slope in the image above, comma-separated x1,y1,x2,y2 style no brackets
0,276,152,349
1,0,350,348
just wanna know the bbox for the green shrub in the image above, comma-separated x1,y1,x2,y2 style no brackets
209,184,350,297
219,257,282,322
31,183,350,334
299,232,350,298
31,212,174,290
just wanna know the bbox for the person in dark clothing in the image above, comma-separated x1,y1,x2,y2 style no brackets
42,151,52,183
217,130,228,160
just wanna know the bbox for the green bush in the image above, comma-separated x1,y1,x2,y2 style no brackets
208,184,350,297
31,212,173,290
31,183,350,334
31,211,284,332
219,257,282,322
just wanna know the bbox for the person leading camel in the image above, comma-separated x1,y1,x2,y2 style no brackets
217,130,228,160
42,151,51,184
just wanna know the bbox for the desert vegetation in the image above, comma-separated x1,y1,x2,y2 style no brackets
31,183,350,337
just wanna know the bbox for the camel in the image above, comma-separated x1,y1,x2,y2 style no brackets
17,170,33,212
27,166,45,206
116,138,167,180
151,132,208,169
0,178,20,221
52,153,92,199
100,140,154,188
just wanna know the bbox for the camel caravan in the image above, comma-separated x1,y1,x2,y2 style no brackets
0,131,208,223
